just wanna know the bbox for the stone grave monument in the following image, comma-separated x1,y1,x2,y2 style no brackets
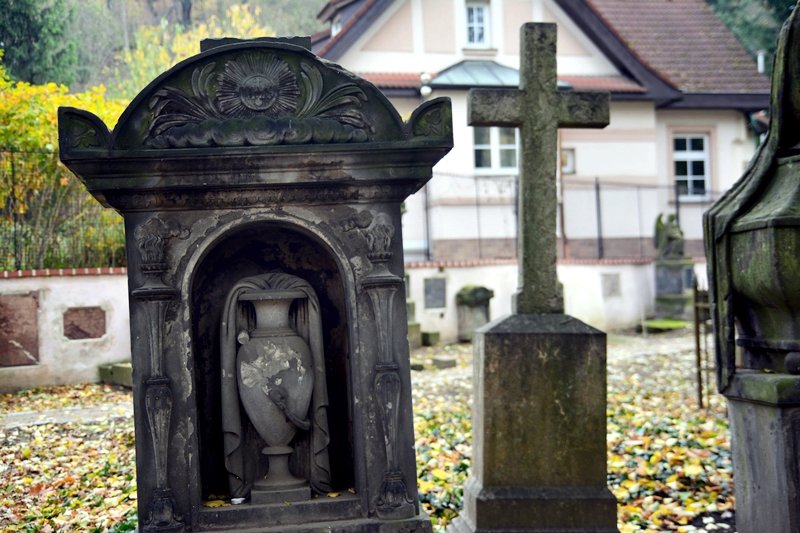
449,23,617,532
455,286,494,342
653,213,693,320
705,6,800,532
58,37,452,532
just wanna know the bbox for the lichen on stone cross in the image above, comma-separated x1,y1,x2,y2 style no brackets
468,23,609,314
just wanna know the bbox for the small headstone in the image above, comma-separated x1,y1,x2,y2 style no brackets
456,285,494,342
431,355,457,369
654,214,693,319
421,330,440,346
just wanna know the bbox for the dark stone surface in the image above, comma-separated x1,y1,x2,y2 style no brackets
63,306,106,340
0,292,39,367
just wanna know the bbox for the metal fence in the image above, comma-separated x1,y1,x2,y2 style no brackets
1,150,126,271
426,172,724,260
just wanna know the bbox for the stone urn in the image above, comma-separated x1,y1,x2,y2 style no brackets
236,290,314,494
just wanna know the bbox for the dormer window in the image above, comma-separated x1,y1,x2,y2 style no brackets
331,15,343,37
466,2,490,48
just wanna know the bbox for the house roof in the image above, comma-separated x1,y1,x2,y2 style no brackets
584,0,769,95
315,0,769,109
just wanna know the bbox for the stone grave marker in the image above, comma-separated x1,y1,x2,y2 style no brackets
448,23,617,532
705,6,800,532
59,37,452,532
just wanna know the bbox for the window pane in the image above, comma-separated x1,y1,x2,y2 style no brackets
499,127,516,145
676,180,689,196
474,127,490,145
674,161,688,176
467,7,475,23
692,180,706,195
474,28,484,43
691,160,705,176
475,7,484,23
475,149,492,168
500,149,517,168
690,137,705,151
674,138,687,151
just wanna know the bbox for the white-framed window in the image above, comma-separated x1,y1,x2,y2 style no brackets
673,133,709,199
466,2,490,47
474,126,518,171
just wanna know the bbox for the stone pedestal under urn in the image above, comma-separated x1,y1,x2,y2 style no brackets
58,37,452,532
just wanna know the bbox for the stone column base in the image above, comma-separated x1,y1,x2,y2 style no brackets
448,477,617,532
726,373,800,533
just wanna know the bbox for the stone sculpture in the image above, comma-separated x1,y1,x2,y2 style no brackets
705,5,800,531
654,213,684,259
220,273,330,503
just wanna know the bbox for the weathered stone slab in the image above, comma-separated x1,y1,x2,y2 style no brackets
0,292,39,367
63,306,106,339
450,313,616,532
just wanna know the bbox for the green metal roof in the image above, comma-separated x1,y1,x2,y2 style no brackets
431,60,572,89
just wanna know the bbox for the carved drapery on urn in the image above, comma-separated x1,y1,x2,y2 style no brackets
220,273,332,501
351,211,415,519
131,218,187,533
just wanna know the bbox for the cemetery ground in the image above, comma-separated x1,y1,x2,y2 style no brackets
0,330,732,533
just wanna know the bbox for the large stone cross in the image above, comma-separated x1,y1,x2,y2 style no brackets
469,23,609,314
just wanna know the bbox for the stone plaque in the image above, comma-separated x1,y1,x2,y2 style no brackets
656,263,685,294
63,306,106,340
424,278,446,309
601,273,621,299
0,292,39,367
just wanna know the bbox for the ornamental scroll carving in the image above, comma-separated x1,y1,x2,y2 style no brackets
146,53,373,148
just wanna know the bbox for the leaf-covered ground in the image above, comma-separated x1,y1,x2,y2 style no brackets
0,332,731,532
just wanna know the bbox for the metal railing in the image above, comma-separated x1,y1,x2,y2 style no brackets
1,150,126,271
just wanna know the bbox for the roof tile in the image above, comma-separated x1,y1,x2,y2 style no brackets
587,0,769,94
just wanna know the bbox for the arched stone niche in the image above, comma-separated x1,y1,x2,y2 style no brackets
58,37,451,532
190,222,354,497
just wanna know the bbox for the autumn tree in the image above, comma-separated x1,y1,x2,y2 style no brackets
106,4,275,99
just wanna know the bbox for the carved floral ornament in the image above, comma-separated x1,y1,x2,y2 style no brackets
146,52,374,148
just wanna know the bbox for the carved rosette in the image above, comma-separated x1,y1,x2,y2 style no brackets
352,211,415,519
132,218,185,532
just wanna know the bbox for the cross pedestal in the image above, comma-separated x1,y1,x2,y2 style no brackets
449,23,617,532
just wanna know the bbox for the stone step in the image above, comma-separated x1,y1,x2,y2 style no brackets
98,362,133,388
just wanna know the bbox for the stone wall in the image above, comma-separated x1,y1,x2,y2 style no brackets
0,259,701,390
406,258,673,342
0,269,131,392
